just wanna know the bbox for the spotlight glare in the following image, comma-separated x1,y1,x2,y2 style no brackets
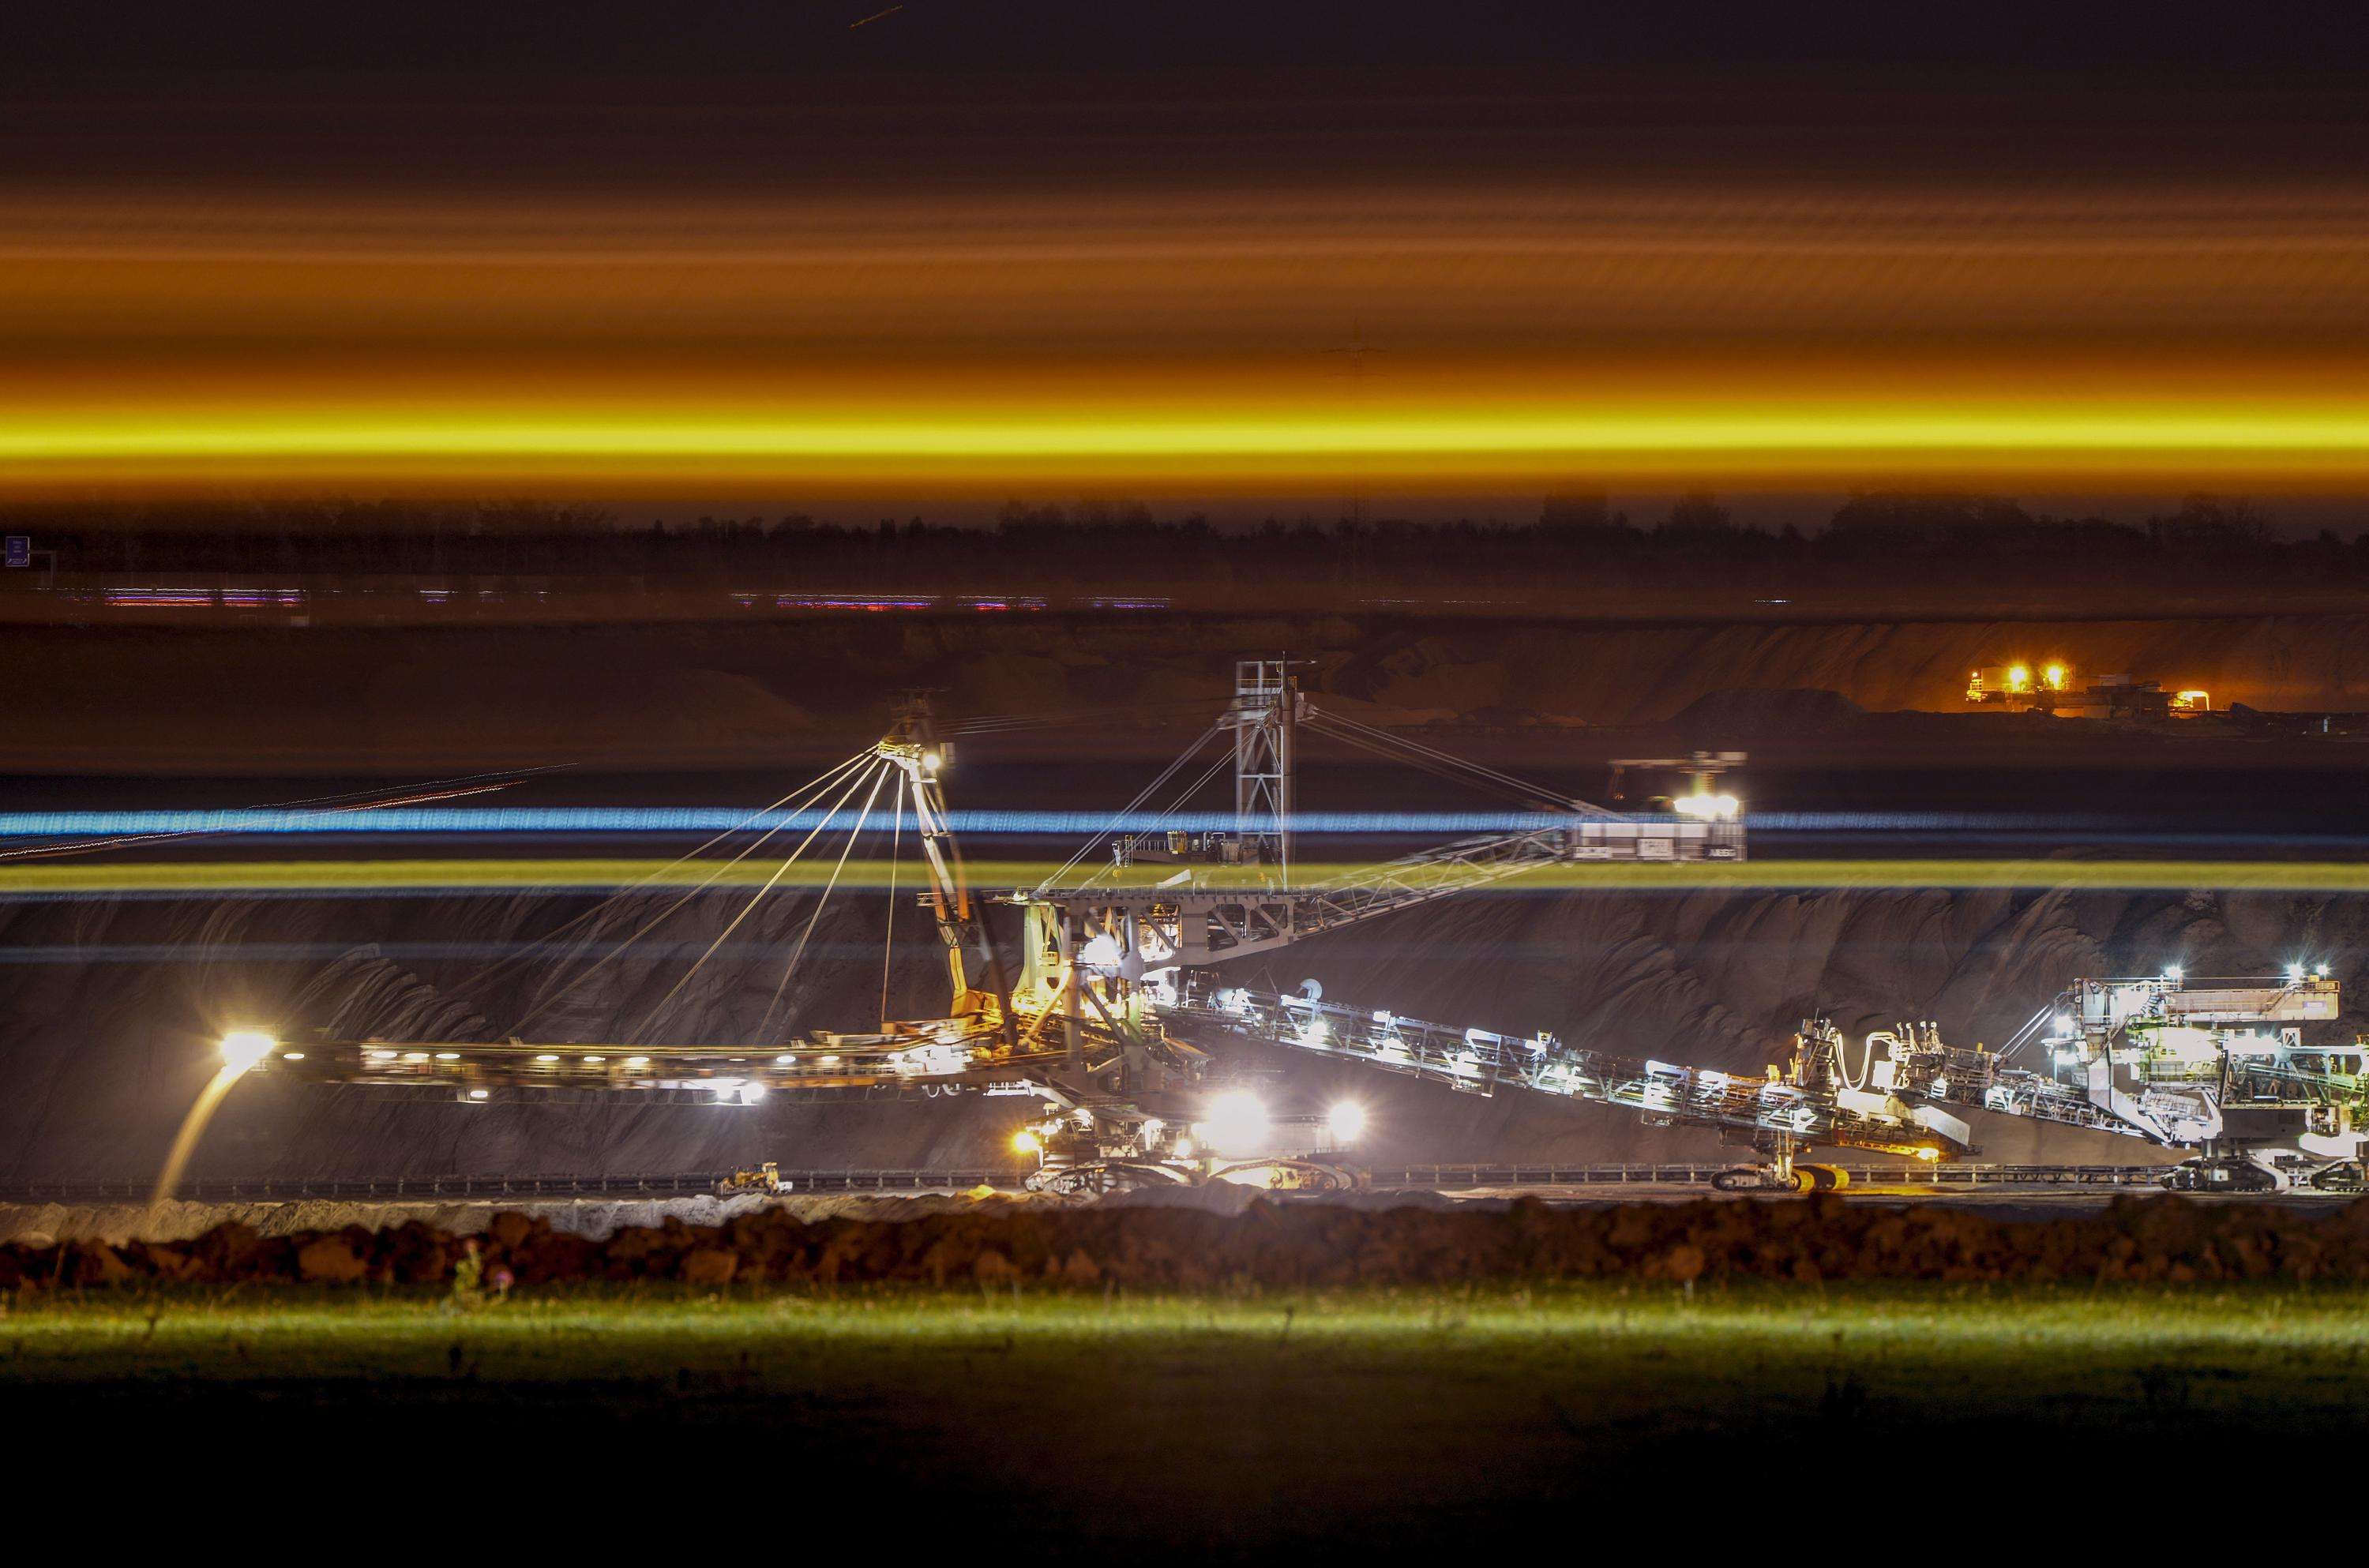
218,1029,275,1072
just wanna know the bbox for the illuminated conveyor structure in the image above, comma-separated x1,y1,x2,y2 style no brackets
1161,977,1973,1190
1151,968,2369,1193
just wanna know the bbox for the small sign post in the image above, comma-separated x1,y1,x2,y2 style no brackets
2,536,27,569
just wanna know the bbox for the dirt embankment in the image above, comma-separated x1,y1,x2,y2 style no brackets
6,610,2369,772
0,1191,1048,1248
9,1195,2367,1290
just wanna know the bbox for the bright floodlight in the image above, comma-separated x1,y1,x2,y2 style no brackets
1011,1128,1042,1157
1327,1101,1366,1142
2163,965,2183,982
218,1029,276,1073
1201,1090,1269,1156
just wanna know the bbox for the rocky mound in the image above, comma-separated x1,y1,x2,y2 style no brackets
9,1195,2365,1289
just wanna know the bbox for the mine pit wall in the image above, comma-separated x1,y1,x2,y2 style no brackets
8,878,2354,1184
7,610,2369,775
1327,615,2369,724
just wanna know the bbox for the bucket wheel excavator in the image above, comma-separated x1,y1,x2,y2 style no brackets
234,659,2364,1197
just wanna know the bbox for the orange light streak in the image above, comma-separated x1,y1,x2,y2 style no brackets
6,186,2369,494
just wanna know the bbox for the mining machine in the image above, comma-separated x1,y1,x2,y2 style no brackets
246,659,1770,1192
238,665,2367,1197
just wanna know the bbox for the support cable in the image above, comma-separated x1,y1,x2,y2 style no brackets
628,757,887,1045
1300,716,1537,809
497,749,876,1030
1995,1003,2059,1063
1034,721,1219,892
880,773,904,1030
1068,746,1236,894
757,761,895,1043
1308,710,1613,816
458,751,869,1011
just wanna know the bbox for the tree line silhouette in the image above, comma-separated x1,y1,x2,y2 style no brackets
2,491,2360,591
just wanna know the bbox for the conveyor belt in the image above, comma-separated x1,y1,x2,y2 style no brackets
0,1161,2179,1205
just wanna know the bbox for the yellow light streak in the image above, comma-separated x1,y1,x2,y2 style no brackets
6,184,2369,494
2,402,2369,493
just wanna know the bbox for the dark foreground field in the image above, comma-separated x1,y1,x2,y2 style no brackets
8,1285,2365,1548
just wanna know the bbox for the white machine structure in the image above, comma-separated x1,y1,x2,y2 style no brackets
242,659,2364,1195
1170,969,2365,1193
1948,969,2360,1191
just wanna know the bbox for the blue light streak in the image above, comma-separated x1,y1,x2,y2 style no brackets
0,807,2090,838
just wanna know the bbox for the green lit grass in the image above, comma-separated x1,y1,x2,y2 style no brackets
7,1285,2367,1537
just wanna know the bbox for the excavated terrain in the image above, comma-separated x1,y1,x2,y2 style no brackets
6,877,2359,1185
6,610,2364,1190
6,608,2369,772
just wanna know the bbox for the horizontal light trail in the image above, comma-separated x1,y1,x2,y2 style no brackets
8,402,2369,492
6,858,2369,899
0,940,893,965
11,186,2369,493
0,806,2110,839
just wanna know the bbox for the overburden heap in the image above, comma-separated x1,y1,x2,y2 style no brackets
9,1195,2369,1289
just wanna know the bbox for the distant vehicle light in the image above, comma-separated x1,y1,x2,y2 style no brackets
218,1030,276,1072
